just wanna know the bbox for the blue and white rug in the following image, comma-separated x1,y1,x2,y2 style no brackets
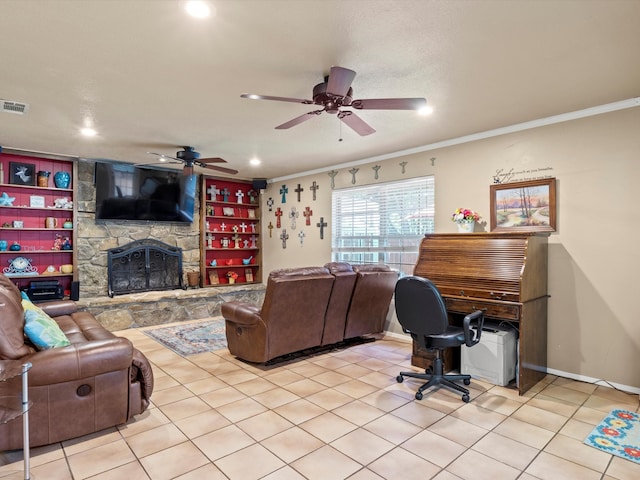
584,409,640,464
143,318,227,356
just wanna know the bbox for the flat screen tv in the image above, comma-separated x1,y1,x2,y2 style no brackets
95,162,196,223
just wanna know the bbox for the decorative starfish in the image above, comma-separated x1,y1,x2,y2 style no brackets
0,192,16,206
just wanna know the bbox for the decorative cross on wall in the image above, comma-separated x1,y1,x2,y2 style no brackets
280,229,289,249
303,206,313,226
268,222,274,238
243,239,249,248
280,184,288,203
328,170,338,189
250,223,256,233
206,233,215,248
207,184,220,201
294,183,304,202
232,233,241,249
220,222,227,232
250,235,257,248
289,206,299,230
349,168,359,184
221,187,230,202
221,237,230,248
298,230,305,246
372,165,381,180
310,181,319,200
275,207,283,228
247,189,257,204
231,224,239,233
266,197,274,211
235,189,245,204
400,161,408,174
317,217,328,240
239,222,247,233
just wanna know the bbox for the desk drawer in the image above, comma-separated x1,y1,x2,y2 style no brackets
444,297,520,321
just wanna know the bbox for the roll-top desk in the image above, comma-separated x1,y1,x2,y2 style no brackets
412,232,548,395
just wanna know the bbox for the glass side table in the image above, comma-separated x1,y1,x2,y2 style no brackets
0,361,33,480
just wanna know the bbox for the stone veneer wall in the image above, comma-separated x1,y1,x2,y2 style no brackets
74,159,266,329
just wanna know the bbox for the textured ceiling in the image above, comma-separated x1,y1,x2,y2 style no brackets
1,0,639,180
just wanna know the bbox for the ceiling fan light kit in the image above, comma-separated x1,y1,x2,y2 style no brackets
241,66,427,136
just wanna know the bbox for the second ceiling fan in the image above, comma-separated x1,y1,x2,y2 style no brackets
241,66,427,136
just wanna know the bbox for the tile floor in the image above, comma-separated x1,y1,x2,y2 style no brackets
1,321,639,480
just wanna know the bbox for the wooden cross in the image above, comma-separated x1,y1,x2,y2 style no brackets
239,222,247,232
220,222,227,232
250,235,257,248
235,189,245,204
280,229,289,249
250,223,256,233
280,184,288,203
400,161,408,174
231,224,239,233
310,181,319,200
349,167,359,184
266,197,274,211
243,239,249,248
298,230,306,246
372,165,381,180
328,170,338,189
268,222,274,238
221,187,231,202
294,183,304,202
289,206,299,230
207,184,220,201
316,217,328,239
275,207,283,228
232,233,241,248
206,233,215,248
303,206,313,226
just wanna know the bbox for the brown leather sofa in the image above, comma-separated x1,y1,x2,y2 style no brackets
222,263,397,363
0,274,154,450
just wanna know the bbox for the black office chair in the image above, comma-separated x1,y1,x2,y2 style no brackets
395,276,484,402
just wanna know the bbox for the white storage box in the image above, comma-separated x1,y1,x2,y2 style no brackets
461,323,517,386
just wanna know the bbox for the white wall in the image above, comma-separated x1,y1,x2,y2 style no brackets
260,107,640,390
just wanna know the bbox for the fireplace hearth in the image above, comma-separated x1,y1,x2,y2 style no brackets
107,239,185,297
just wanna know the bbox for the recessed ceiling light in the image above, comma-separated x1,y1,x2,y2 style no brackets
250,157,261,166
418,105,434,116
185,1,212,19
80,127,97,137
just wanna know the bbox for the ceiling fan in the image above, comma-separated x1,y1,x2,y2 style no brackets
147,146,238,175
241,66,427,136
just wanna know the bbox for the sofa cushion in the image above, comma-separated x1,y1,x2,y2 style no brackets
0,274,36,359
24,309,71,350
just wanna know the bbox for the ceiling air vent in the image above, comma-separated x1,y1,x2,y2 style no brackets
1,100,30,115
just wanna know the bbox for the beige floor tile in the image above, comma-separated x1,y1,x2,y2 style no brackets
174,409,231,438
139,441,210,480
471,431,539,470
282,378,328,396
558,417,598,441
117,408,171,438
552,377,598,394
253,386,300,409
363,413,423,445
544,433,611,473
261,426,325,463
573,405,612,425
528,393,580,417
214,443,286,480
368,446,441,480
159,395,211,422
540,384,591,404
199,385,247,408
511,404,570,432
67,439,137,479
273,398,327,424
331,428,395,464
357,357,395,372
471,391,523,416
125,423,188,458
359,370,399,389
493,417,555,449
334,378,381,399
152,373,181,390
25,458,72,480
583,394,637,413
306,387,354,410
184,375,229,395
428,415,489,448
592,386,639,405
390,400,447,429
216,396,269,423
347,468,385,479
605,455,640,480
192,424,255,461
150,384,194,406
216,369,260,385
87,460,150,480
236,410,294,441
61,428,121,456
334,363,375,379
291,445,362,480
312,370,353,387
432,470,465,480
263,368,307,386
173,463,228,480
311,356,352,371
525,451,602,480
402,429,466,467
450,402,507,430
447,449,520,480
299,412,358,443
233,377,278,396
333,399,386,426
286,362,329,378
261,465,308,479
359,390,411,412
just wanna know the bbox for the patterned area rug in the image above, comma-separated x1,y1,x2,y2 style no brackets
584,409,640,464
143,318,227,356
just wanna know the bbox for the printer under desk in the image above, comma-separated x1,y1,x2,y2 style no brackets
461,321,517,387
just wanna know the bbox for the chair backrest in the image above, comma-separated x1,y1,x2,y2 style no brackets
394,276,449,338
322,262,357,345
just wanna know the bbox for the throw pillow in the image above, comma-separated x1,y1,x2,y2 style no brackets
21,293,70,350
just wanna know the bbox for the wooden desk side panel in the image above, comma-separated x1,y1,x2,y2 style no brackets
518,297,548,394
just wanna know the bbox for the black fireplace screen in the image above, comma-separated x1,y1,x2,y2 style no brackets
107,239,185,297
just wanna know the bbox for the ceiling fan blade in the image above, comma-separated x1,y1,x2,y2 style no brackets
147,152,182,164
275,110,322,130
326,66,356,97
350,98,427,110
200,164,239,175
241,93,313,104
338,111,376,136
199,157,227,164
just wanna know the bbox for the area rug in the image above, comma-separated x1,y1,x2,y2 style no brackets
143,318,227,356
584,409,640,464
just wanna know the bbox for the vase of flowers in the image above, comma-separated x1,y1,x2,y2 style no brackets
226,271,239,284
452,208,480,233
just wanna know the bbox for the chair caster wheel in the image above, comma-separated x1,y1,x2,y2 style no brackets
425,366,433,374
462,394,470,403
415,391,423,400
396,375,404,383
463,378,471,385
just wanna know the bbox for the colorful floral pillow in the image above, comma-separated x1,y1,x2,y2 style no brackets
21,293,70,350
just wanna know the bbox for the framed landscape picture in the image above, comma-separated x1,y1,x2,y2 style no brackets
9,162,36,186
490,178,556,232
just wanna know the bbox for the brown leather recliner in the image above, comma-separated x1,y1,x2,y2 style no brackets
343,264,398,339
322,262,357,345
222,267,335,363
0,274,154,450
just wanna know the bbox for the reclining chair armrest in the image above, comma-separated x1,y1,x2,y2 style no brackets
221,301,262,326
22,338,134,386
39,300,79,318
462,310,485,347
